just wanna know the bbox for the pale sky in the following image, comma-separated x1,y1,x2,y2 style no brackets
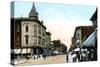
13,1,96,49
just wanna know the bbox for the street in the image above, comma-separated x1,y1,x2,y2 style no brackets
16,54,67,66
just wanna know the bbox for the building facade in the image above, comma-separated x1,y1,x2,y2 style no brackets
68,8,97,62
73,26,94,48
80,9,97,61
11,2,51,60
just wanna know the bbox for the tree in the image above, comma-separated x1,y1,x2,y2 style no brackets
51,40,67,54
52,40,61,47
61,43,67,54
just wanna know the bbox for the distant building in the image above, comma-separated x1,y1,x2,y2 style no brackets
69,8,97,62
73,26,94,48
45,32,51,48
69,37,76,52
82,8,97,48
11,2,51,60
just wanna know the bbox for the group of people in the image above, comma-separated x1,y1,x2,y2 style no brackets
66,50,89,63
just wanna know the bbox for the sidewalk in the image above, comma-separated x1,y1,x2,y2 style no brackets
16,55,67,66
12,58,27,65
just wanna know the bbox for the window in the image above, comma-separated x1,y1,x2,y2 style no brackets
77,33,80,40
42,39,45,46
78,33,80,36
25,35,29,45
17,25,20,32
38,26,41,34
17,42,20,46
42,31,45,37
17,36,20,42
26,26,28,32
34,25,37,36
34,37,37,44
38,36,41,45
16,36,20,46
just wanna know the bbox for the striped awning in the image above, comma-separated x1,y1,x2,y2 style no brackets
21,48,31,54
82,30,97,47
13,49,21,54
12,48,31,54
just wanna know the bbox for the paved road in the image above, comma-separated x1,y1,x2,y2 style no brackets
16,54,67,66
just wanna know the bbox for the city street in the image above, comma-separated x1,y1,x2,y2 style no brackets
10,2,97,66
16,54,67,66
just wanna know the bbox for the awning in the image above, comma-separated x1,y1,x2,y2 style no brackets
13,49,22,54
27,48,31,53
73,48,80,51
21,48,31,54
21,49,26,54
12,48,31,54
82,30,97,47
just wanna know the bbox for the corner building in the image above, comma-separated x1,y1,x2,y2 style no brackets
11,2,51,60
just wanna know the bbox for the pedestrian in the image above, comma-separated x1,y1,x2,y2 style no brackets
82,51,87,61
72,53,77,62
76,52,80,62
66,53,68,62
68,52,73,63
25,56,29,60
43,54,46,60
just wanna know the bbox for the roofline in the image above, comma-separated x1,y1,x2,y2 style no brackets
90,8,97,21
73,26,93,37
11,17,46,29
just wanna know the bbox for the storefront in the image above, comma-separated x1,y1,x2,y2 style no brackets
81,29,97,61
11,48,31,59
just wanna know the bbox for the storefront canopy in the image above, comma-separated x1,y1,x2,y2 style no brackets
13,49,21,54
73,48,80,52
13,48,31,54
21,48,31,54
82,30,97,48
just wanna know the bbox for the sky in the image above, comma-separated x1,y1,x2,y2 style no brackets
13,1,96,49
